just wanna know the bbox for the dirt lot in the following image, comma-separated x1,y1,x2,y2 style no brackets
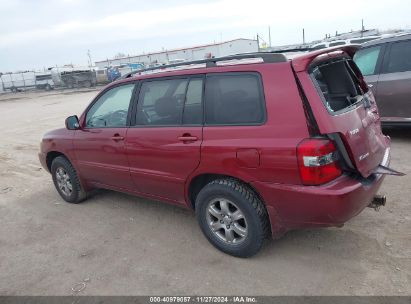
0,89,410,296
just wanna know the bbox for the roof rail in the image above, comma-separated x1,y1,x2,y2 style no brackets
120,52,287,79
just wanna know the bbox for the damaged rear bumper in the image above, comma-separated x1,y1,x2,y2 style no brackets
252,147,393,238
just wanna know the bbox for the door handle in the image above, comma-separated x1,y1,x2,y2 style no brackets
178,135,198,142
111,134,125,141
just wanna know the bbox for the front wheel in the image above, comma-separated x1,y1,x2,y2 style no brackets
51,156,87,203
195,179,270,258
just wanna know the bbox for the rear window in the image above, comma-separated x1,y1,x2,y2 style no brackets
205,73,265,125
383,40,411,73
353,46,381,76
311,59,363,113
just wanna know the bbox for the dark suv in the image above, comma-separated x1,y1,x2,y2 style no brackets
39,46,396,257
354,33,411,125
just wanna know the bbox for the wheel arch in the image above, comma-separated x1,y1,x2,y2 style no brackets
187,173,264,210
46,151,69,172
187,173,287,239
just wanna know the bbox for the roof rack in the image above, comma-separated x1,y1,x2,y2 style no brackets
120,52,287,79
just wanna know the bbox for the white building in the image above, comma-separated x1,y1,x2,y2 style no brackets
95,38,259,69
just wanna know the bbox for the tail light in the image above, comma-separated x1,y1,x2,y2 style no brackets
297,138,342,185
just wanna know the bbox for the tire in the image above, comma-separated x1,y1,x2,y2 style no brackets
51,156,87,203
195,179,270,258
45,84,51,91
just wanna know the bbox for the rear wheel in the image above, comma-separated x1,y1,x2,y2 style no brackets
51,156,87,203
195,179,269,257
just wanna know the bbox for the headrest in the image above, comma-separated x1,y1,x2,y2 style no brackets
154,97,179,117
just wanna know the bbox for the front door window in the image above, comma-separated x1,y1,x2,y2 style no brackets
86,84,135,128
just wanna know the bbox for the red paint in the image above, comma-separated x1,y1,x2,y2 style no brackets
39,46,392,238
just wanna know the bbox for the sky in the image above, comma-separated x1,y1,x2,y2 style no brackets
0,0,410,72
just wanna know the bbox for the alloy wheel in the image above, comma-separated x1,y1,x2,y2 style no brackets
206,198,248,244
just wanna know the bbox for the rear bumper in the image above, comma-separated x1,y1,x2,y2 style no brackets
252,148,390,238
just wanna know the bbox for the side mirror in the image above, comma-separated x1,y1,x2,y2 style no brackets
65,115,80,130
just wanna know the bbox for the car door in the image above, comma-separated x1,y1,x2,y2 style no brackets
74,82,136,190
126,76,204,204
375,39,411,121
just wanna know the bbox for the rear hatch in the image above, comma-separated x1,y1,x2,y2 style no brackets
292,46,389,178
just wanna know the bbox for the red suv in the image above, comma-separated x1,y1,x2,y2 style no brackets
39,46,396,257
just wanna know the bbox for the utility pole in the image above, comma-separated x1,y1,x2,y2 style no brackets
87,49,92,67
268,26,272,47
302,28,305,45
361,19,365,37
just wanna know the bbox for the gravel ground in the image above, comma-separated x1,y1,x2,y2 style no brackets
0,89,410,296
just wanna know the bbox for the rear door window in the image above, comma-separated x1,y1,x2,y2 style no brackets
135,78,188,125
183,78,204,125
353,46,382,76
383,40,411,73
135,77,204,126
205,73,265,125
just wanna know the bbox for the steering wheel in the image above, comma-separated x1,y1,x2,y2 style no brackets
107,110,128,126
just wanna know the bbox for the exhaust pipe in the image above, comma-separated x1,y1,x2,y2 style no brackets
368,195,386,211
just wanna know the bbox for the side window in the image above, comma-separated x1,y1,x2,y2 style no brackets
353,46,382,76
384,40,411,73
312,44,326,50
183,78,203,125
329,41,346,47
205,74,264,125
86,84,134,128
136,78,188,125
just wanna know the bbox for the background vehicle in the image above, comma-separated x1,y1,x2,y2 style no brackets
311,36,381,50
35,73,54,90
60,70,97,88
39,48,397,257
354,33,411,125
0,71,54,92
96,68,109,84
